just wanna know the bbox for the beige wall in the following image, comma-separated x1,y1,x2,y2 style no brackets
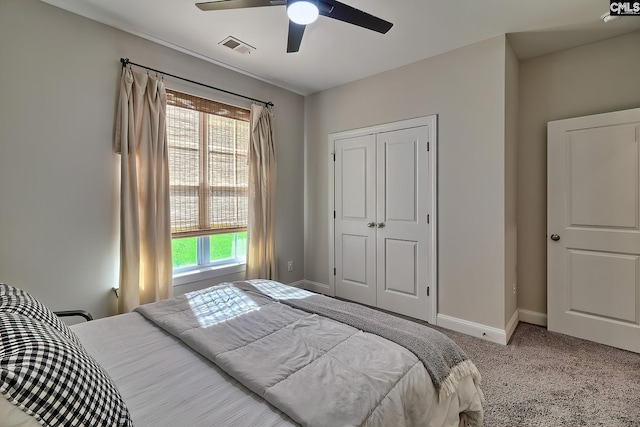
0,0,305,318
504,39,519,327
517,30,640,316
305,36,509,329
7,0,635,330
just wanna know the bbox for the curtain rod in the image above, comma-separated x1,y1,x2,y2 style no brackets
120,58,274,107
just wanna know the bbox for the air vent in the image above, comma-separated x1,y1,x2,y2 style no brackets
219,36,256,55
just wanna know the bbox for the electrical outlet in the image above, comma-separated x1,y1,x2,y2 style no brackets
513,283,517,295
287,261,294,272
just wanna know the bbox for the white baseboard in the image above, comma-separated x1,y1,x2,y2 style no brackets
437,314,511,345
287,280,305,288
518,309,547,327
299,280,332,295
505,310,519,343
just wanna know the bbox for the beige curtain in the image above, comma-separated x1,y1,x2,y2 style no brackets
246,104,277,279
114,67,172,313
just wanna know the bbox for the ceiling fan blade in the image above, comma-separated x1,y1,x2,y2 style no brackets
196,0,284,12
318,0,393,34
287,21,306,53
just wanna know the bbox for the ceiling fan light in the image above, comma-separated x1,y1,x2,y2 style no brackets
287,0,319,25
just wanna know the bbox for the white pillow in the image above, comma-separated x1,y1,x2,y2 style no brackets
0,393,41,427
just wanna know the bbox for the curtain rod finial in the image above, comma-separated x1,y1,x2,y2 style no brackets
120,58,130,67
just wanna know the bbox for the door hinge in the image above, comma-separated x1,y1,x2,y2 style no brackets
332,153,336,161
427,142,430,151
427,214,430,224
334,210,336,219
427,286,430,297
333,268,336,276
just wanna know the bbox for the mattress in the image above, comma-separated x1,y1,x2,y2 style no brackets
70,283,483,427
3,281,481,426
71,312,298,427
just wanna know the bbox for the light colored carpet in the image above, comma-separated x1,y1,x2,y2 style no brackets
436,322,640,426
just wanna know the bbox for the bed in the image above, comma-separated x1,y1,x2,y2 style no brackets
0,280,483,427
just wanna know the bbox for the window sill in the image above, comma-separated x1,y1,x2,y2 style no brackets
173,263,246,286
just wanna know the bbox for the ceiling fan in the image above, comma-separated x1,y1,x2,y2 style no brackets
196,0,393,53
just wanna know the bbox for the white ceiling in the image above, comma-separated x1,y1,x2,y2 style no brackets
41,0,640,95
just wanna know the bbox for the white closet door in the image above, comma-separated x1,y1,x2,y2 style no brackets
548,108,640,353
334,134,377,306
333,126,432,320
376,126,430,321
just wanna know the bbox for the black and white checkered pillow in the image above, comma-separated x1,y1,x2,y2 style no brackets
0,283,81,345
0,312,133,427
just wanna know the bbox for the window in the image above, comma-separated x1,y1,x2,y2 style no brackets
166,90,250,280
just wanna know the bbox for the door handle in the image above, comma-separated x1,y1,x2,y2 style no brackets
376,222,385,228
367,222,376,228
550,234,560,241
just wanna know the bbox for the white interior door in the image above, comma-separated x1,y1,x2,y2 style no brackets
548,108,640,353
376,127,431,321
334,134,377,306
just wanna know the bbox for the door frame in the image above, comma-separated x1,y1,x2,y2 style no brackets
327,115,438,323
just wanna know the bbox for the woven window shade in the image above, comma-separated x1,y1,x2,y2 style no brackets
167,89,250,238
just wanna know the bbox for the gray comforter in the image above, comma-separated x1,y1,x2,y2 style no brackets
135,280,483,427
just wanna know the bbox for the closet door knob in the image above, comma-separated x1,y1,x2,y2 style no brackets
550,234,560,241
376,222,385,228
367,222,376,228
